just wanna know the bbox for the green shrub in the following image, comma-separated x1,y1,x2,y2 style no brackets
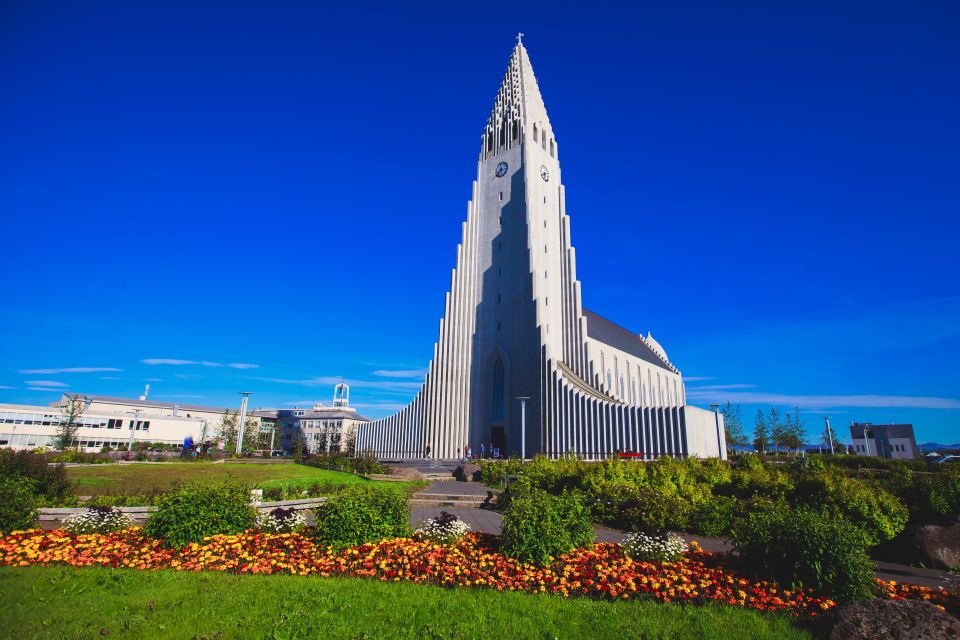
732,507,877,603
621,487,693,531
500,488,592,566
0,476,38,532
0,450,69,500
688,495,738,537
795,473,908,545
48,450,112,464
927,467,960,522
312,485,409,548
145,483,255,548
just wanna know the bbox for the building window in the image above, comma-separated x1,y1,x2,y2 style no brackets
492,359,505,421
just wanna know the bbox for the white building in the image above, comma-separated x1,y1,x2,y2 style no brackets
356,39,725,460
849,423,920,460
0,401,206,451
261,384,370,454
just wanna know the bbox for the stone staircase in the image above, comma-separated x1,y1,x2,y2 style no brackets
408,482,501,509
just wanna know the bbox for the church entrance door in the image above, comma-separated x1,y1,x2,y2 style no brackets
491,426,505,457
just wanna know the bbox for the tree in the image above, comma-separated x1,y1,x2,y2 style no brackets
790,406,807,454
239,416,261,454
721,402,747,451
768,408,784,453
293,429,305,461
218,410,239,451
344,427,357,457
55,395,85,450
753,409,770,454
783,412,796,453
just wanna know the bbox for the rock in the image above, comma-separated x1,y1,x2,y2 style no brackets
916,524,960,570
455,463,481,482
830,599,960,640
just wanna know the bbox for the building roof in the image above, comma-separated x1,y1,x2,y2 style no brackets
581,309,675,372
293,409,371,422
849,423,916,439
60,394,235,415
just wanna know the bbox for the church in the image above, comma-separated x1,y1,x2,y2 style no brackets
356,39,725,460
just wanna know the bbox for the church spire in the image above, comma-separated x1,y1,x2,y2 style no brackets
481,37,554,160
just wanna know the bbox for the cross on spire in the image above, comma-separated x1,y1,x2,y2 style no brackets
516,32,524,45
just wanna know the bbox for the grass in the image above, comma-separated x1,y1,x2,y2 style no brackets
0,566,815,639
66,462,423,496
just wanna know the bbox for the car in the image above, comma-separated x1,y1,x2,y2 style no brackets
270,450,290,458
935,455,960,465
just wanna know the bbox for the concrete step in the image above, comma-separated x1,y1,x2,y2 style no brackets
408,498,493,509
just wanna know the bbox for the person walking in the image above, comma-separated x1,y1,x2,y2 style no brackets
480,443,485,458
425,444,431,459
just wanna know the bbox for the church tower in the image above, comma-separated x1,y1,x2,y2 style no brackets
356,38,726,460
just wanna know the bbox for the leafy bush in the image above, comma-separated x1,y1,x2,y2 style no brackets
620,486,697,532
926,467,960,522
145,483,255,548
62,507,132,534
312,485,408,548
621,529,688,563
732,507,877,603
0,449,69,500
500,489,592,566
255,507,306,533
48,451,113,464
0,475,38,532
795,473,908,545
688,495,738,537
413,511,472,544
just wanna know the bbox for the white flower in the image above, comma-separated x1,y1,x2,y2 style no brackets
621,530,688,563
63,507,133,535
413,511,471,544
255,507,306,533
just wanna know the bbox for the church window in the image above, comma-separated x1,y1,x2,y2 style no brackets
544,270,547,279
550,139,555,157
497,294,501,303
492,360,505,421
543,196,546,204
498,268,501,276
545,297,548,306
607,371,613,389
497,321,501,331
544,245,547,253
499,192,503,201
541,135,546,151
631,380,637,404
619,377,625,398
533,124,539,142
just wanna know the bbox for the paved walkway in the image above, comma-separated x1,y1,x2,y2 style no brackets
409,505,951,589
417,480,497,497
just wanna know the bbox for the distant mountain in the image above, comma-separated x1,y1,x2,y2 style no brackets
920,442,960,452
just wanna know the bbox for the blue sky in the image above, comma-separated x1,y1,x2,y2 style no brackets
1,1,958,444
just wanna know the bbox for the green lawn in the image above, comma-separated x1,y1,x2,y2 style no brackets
67,462,421,496
0,566,814,640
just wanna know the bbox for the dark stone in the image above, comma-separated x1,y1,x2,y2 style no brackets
455,463,481,482
915,524,960,570
830,598,960,640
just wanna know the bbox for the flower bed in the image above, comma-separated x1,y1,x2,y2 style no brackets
1,528,957,620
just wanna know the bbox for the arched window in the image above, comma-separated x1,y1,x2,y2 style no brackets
492,359,505,421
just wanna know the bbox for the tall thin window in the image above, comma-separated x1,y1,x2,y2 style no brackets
492,359,505,421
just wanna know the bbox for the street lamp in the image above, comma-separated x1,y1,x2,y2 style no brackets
709,403,725,460
515,397,530,461
823,416,835,455
235,392,253,455
127,408,141,459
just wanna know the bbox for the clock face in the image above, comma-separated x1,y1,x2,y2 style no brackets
539,165,550,182
495,162,508,177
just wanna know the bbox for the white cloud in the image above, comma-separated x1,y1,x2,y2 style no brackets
27,387,63,392
145,378,163,382
685,384,757,391
100,376,122,380
0,385,14,390
24,380,68,388
682,376,714,382
174,374,202,380
141,359,258,369
372,368,428,379
684,388,960,410
18,367,122,374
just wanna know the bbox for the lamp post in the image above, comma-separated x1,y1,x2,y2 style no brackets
709,403,725,460
235,392,253,455
127,408,140,459
823,416,835,455
515,396,530,461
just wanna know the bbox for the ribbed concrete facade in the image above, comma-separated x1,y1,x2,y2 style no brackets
356,42,725,460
